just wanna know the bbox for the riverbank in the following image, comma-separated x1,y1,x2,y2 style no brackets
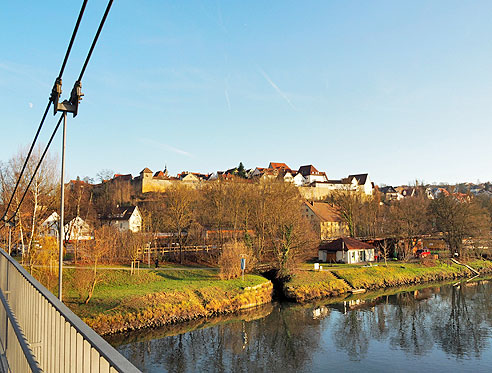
284,260,492,302
64,268,272,335
65,260,492,335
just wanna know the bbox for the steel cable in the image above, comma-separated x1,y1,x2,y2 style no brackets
6,115,64,225
77,0,114,82
59,0,88,79
0,0,88,223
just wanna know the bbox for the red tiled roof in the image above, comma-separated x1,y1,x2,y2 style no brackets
269,162,291,171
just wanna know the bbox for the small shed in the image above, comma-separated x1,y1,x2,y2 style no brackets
318,237,375,264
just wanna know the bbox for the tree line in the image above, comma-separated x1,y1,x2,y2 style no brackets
2,148,492,280
327,186,492,259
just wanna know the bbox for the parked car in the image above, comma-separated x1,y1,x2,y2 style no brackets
415,249,431,258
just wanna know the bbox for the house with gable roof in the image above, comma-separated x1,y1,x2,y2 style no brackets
64,216,93,241
268,162,292,172
298,165,328,185
100,205,142,232
379,186,402,201
292,172,306,186
348,174,374,196
302,201,349,240
318,237,375,263
40,212,60,238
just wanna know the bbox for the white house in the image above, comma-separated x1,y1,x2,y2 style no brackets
101,206,142,233
348,174,374,196
293,172,306,186
298,165,328,185
40,212,60,238
318,237,375,264
64,216,93,241
280,170,294,183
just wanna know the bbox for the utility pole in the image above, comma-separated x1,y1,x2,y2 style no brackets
51,79,83,301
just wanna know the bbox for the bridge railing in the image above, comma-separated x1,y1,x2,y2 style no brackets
0,248,140,373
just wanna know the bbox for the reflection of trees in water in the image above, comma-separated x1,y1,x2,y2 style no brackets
432,284,489,359
333,310,370,360
386,292,434,356
331,281,492,361
117,280,492,371
332,294,434,360
118,304,324,372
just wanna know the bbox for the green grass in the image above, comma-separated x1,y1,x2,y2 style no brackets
335,260,492,289
284,270,350,302
60,267,271,334
284,259,492,302
64,268,264,307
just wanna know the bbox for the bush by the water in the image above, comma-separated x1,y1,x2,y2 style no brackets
218,241,256,279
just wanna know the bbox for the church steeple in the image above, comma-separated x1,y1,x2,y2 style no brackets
163,164,168,176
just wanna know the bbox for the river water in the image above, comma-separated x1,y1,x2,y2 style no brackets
107,279,492,372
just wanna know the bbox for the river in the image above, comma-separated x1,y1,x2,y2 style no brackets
106,278,492,372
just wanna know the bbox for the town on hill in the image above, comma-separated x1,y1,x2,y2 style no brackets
2,157,490,275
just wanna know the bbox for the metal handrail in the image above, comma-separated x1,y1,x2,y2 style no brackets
0,288,42,372
0,248,140,372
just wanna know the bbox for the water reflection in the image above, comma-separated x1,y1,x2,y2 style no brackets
111,279,492,372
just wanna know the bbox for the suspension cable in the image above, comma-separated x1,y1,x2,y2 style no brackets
0,102,51,222
6,115,64,225
58,0,88,79
77,0,114,82
0,0,88,222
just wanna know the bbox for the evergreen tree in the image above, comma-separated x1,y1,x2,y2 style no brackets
237,162,247,178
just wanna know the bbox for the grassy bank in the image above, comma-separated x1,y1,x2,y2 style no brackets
284,260,492,302
283,270,351,302
63,268,272,335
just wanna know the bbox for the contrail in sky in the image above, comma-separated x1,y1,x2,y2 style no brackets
258,67,296,110
139,138,192,157
224,89,231,112
224,78,232,112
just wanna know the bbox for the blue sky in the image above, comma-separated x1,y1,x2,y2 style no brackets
1,1,491,186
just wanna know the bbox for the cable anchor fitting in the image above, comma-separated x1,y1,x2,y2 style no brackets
53,80,83,117
50,77,63,115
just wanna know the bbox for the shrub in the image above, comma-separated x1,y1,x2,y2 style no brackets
218,241,256,280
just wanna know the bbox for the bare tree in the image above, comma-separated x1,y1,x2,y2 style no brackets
95,169,114,183
379,240,390,267
388,195,430,260
164,184,195,264
326,189,363,237
0,147,58,260
429,194,490,258
260,180,317,277
80,225,117,303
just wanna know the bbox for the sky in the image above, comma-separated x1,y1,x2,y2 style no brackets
1,1,492,186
